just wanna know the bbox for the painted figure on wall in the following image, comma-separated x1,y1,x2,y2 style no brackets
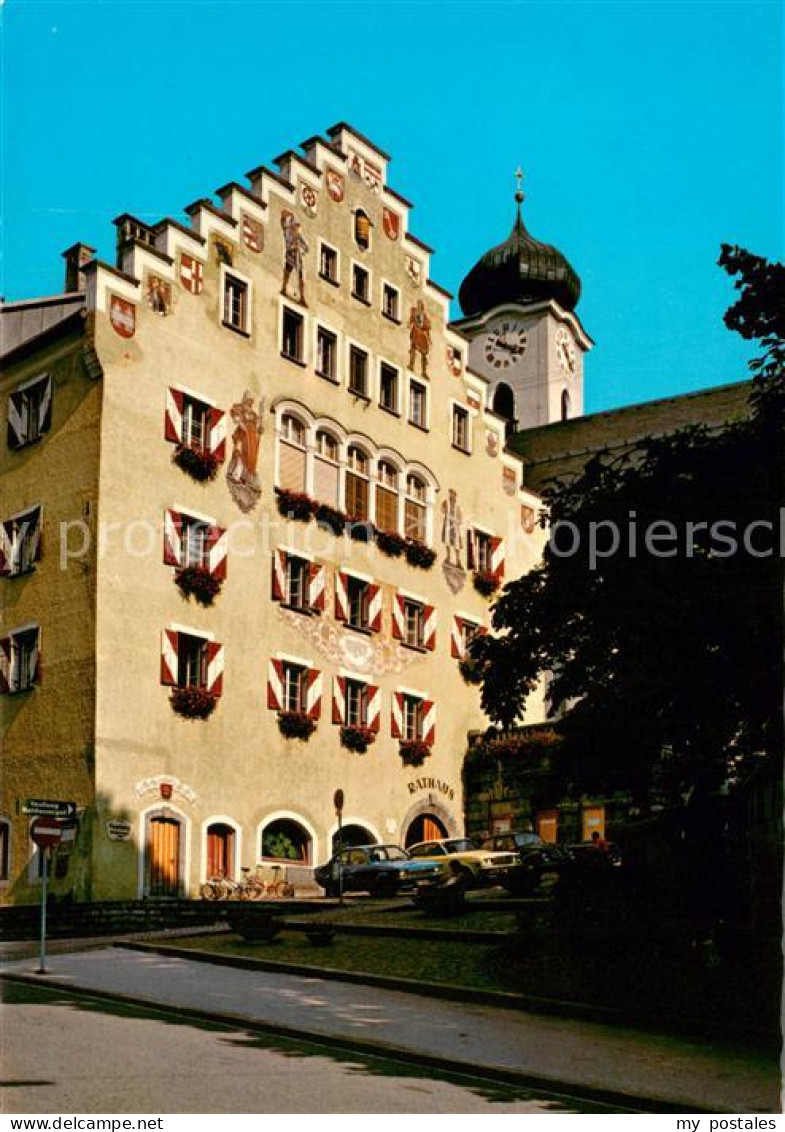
408,300,432,377
227,391,264,513
441,489,463,567
147,275,171,316
281,211,308,306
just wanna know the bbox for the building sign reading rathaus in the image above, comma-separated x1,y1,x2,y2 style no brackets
0,122,591,903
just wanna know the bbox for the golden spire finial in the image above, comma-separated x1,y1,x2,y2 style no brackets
514,166,525,204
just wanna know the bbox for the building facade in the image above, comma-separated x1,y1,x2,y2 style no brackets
2,124,573,903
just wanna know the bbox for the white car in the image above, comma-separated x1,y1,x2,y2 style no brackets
407,837,518,886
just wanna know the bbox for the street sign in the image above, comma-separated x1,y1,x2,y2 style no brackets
333,789,344,815
23,798,76,819
105,819,132,842
30,817,65,849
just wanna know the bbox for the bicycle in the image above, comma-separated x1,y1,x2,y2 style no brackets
200,871,241,901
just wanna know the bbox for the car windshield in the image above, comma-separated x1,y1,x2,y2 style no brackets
378,846,408,861
444,838,478,852
410,843,444,856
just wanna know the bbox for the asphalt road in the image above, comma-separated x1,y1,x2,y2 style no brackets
1,982,609,1115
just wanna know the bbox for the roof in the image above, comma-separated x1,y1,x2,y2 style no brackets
1,293,86,361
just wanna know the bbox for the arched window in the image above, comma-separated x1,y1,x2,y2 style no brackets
405,813,448,847
313,429,340,505
278,413,307,492
375,460,399,533
345,445,370,520
332,823,377,853
561,389,571,421
205,822,236,881
261,818,312,864
493,383,517,440
404,474,428,542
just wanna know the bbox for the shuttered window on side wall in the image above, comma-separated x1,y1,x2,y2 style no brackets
279,441,307,492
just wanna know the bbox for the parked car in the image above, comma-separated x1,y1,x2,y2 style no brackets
481,831,567,896
314,843,445,898
407,837,518,887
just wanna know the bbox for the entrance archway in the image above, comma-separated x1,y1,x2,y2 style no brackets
331,823,377,853
404,813,449,847
206,822,236,880
146,813,183,897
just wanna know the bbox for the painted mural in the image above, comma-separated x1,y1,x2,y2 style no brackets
227,391,264,513
147,275,171,316
281,210,309,305
408,300,432,377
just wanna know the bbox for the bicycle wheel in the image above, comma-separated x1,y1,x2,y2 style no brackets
200,881,219,901
282,883,295,898
247,882,265,901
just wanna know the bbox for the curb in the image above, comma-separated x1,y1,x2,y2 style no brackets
0,971,704,1114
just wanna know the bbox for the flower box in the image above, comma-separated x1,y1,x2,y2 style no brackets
405,539,437,570
473,569,500,597
275,488,315,522
173,444,220,483
170,685,217,720
340,725,376,753
458,656,484,685
314,502,347,536
174,565,222,607
347,518,373,542
399,738,431,767
375,529,407,558
277,711,317,740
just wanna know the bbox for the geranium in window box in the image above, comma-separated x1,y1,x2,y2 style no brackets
174,565,222,607
405,539,437,570
399,738,431,767
347,518,373,543
170,685,218,720
275,487,315,522
340,725,376,753
458,656,484,685
473,570,500,597
277,710,317,741
314,502,347,536
375,529,407,558
173,444,220,483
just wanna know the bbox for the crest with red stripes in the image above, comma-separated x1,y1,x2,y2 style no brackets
180,254,204,294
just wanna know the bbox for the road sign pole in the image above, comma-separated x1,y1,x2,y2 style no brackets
37,848,48,974
337,810,344,906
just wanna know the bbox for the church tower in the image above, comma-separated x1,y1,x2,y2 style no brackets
452,173,592,434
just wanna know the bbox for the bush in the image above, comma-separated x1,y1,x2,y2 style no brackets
458,656,484,685
473,569,500,597
174,565,222,606
314,502,347,536
173,444,220,483
170,685,218,720
340,725,376,753
399,738,431,766
347,518,373,542
405,539,437,570
277,711,316,740
275,488,314,522
375,529,407,558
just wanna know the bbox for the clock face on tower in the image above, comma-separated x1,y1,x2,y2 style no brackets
556,327,577,374
483,319,528,370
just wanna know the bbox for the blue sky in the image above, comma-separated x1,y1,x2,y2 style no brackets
3,1,782,412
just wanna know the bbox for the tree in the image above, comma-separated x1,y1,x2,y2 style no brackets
473,248,783,805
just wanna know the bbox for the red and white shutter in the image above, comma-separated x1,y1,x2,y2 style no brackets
451,616,464,659
267,658,284,710
7,390,24,450
306,667,322,720
38,377,52,435
27,508,42,564
28,629,41,688
271,549,287,601
366,683,381,732
466,530,476,571
208,408,227,462
334,571,348,621
0,521,13,576
367,583,382,633
163,510,183,566
206,641,224,696
421,699,436,746
165,387,185,444
423,604,437,651
391,593,405,640
208,525,228,580
332,676,346,724
0,636,10,693
309,562,326,612
160,629,179,686
490,536,506,581
391,691,404,738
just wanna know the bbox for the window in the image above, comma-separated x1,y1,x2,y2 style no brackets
178,633,208,688
382,283,400,321
345,446,369,519
460,619,480,653
346,679,369,727
347,576,371,630
182,396,210,450
452,405,470,452
2,507,41,576
375,461,399,532
316,327,338,381
354,209,371,250
261,818,312,864
282,307,304,362
7,375,51,449
349,346,369,398
181,515,209,569
473,530,493,573
404,474,428,542
402,694,424,741
0,820,9,882
285,555,310,610
282,661,307,713
561,389,571,421
278,414,307,492
319,242,338,284
313,430,339,505
2,627,40,694
409,380,428,429
352,264,370,303
404,600,425,649
379,364,399,413
223,273,248,333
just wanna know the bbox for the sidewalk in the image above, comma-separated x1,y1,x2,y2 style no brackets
2,946,779,1113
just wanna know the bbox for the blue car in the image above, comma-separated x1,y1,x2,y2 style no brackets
315,843,444,897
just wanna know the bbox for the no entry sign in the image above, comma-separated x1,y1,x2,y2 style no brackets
30,817,65,850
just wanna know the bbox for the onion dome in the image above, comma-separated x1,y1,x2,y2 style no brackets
458,172,581,317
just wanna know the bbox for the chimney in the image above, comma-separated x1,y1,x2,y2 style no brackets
62,243,95,293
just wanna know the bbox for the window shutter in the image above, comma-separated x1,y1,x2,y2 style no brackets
0,521,12,576
375,487,398,533
391,691,404,738
313,458,339,506
208,408,227,462
271,549,286,601
7,390,25,450
0,637,9,694
367,583,382,632
208,525,228,580
163,510,183,566
423,604,437,651
366,684,381,732
165,388,185,444
332,676,346,724
391,593,405,640
206,641,224,696
306,668,322,720
38,376,52,435
334,571,348,621
267,658,284,710
28,507,42,564
278,441,306,492
490,536,505,581
422,699,436,746
451,616,463,659
28,629,41,688
466,530,476,570
309,562,326,612
160,629,179,686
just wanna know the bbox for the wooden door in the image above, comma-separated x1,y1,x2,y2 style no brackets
206,824,234,879
536,810,558,844
148,816,181,897
422,816,445,842
582,806,605,842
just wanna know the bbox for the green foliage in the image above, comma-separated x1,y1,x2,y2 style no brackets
262,831,302,860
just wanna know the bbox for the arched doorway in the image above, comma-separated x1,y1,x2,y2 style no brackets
493,383,517,439
405,813,449,847
206,822,236,880
261,817,312,864
332,823,377,854
561,389,571,421
146,813,184,897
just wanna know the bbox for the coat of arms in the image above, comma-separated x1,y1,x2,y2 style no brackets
503,467,518,496
241,214,264,253
521,505,537,534
110,295,135,339
300,182,318,218
179,254,204,294
213,238,233,266
405,255,422,287
326,169,345,203
382,208,400,241
446,344,463,377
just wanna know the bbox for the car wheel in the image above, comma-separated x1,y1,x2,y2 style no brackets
322,882,338,898
371,876,396,898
